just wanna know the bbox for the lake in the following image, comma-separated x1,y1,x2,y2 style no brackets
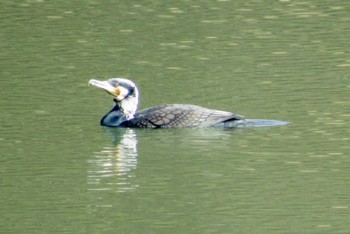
1,1,349,233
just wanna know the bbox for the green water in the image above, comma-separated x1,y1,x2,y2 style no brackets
1,1,350,233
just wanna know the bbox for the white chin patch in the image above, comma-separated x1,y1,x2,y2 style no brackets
115,86,129,101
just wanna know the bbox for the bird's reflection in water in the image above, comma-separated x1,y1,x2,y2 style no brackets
88,128,139,193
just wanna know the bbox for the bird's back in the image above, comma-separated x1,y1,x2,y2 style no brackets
121,104,243,128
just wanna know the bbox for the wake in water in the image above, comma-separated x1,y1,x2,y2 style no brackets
223,119,289,128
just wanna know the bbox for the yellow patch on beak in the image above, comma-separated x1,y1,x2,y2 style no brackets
114,86,129,101
115,87,121,96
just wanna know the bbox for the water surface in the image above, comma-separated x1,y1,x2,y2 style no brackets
1,1,350,233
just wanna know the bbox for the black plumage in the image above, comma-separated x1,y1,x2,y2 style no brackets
118,104,242,128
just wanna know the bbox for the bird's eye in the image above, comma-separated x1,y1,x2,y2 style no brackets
115,87,121,96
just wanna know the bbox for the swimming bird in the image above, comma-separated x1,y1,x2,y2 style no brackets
88,78,287,128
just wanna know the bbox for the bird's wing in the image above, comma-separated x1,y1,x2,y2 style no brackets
124,104,243,128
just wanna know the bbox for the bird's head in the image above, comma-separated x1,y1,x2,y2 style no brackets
89,78,139,120
89,78,138,101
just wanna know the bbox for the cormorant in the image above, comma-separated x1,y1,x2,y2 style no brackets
88,78,287,128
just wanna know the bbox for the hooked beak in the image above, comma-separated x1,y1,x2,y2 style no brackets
88,79,128,101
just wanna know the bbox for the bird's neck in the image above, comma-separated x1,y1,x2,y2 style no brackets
119,96,138,120
100,96,138,127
